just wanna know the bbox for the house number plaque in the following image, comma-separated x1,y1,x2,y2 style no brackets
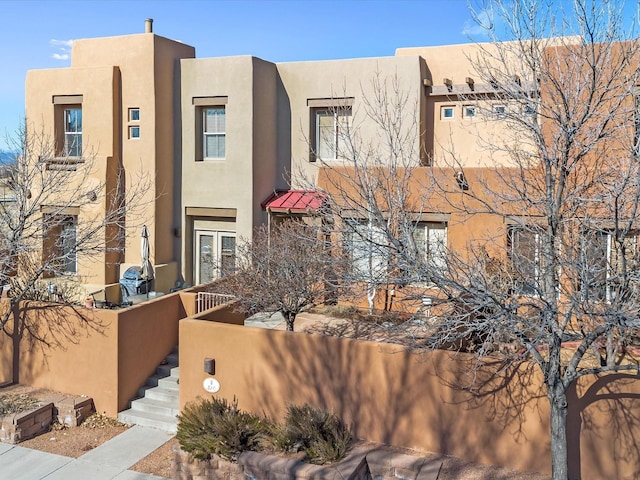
203,378,221,393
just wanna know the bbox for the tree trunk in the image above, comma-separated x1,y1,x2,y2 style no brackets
549,386,569,480
285,312,296,331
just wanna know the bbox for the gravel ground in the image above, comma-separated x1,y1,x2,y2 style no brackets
1,384,550,479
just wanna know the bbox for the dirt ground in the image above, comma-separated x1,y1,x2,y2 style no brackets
0,384,550,479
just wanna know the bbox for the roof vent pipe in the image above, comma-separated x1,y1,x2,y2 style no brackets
145,18,153,33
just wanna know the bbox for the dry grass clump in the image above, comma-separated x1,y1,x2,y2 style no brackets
0,393,40,415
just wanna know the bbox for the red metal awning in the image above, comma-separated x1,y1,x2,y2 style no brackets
261,190,326,214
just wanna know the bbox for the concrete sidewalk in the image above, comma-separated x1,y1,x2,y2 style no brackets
0,425,173,480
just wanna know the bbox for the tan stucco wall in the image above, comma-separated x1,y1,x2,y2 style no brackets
180,56,280,283
276,55,426,184
179,318,640,479
0,292,188,416
396,43,525,167
26,32,194,286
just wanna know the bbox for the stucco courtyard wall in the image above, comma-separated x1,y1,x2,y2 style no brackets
0,292,191,416
179,318,640,479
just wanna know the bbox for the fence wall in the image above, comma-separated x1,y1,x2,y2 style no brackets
0,291,191,416
179,317,640,479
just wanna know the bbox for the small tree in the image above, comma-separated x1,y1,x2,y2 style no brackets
0,122,150,372
220,220,348,331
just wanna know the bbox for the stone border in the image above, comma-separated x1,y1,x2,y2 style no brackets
0,395,95,444
0,402,54,444
173,443,445,480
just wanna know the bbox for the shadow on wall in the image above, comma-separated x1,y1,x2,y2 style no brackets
5,300,109,386
248,332,549,474
567,373,640,480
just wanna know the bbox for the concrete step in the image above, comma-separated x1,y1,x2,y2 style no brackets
138,385,179,404
146,374,179,390
130,396,180,418
157,364,180,378
166,352,179,365
117,409,178,434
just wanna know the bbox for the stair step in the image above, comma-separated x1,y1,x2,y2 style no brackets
118,409,178,433
130,396,180,417
138,385,179,403
157,364,180,378
166,352,179,365
146,374,179,390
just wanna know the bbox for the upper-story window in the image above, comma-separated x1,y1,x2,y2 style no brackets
63,107,82,157
308,97,354,162
441,106,455,120
203,107,226,159
53,95,83,159
193,97,229,161
463,106,476,118
129,108,140,122
314,107,352,161
494,105,507,118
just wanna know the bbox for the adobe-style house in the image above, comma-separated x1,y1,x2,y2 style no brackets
25,20,195,294
24,20,523,293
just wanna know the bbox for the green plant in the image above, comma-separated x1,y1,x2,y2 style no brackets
176,396,269,461
283,404,353,464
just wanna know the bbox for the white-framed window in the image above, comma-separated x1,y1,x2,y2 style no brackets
343,220,387,282
413,222,448,272
441,106,455,120
463,105,477,118
128,126,140,139
202,107,226,159
508,226,542,296
63,107,82,157
314,107,352,161
195,230,236,284
494,105,507,118
581,230,640,302
129,108,140,122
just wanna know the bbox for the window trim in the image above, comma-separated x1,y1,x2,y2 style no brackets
194,98,228,161
128,108,140,122
62,106,82,157
128,125,140,139
310,105,353,162
440,106,455,120
463,105,477,118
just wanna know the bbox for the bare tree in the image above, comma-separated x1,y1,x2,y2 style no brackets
314,1,640,478
0,121,150,352
308,73,436,314
218,220,349,331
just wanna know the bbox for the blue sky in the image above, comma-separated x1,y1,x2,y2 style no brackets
0,0,484,149
0,0,637,150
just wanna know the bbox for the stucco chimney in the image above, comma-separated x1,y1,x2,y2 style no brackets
145,18,153,33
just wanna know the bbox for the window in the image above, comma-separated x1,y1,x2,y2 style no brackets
128,126,140,139
63,108,82,157
343,220,387,282
494,105,507,118
195,230,236,284
581,230,640,302
129,108,140,122
523,104,536,116
441,106,455,120
413,222,448,272
463,106,476,118
44,215,77,274
508,226,542,295
313,107,352,161
202,107,226,159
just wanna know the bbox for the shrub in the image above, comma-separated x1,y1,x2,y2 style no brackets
177,397,353,465
283,404,353,464
176,396,269,461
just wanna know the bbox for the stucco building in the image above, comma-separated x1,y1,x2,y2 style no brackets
24,20,525,292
